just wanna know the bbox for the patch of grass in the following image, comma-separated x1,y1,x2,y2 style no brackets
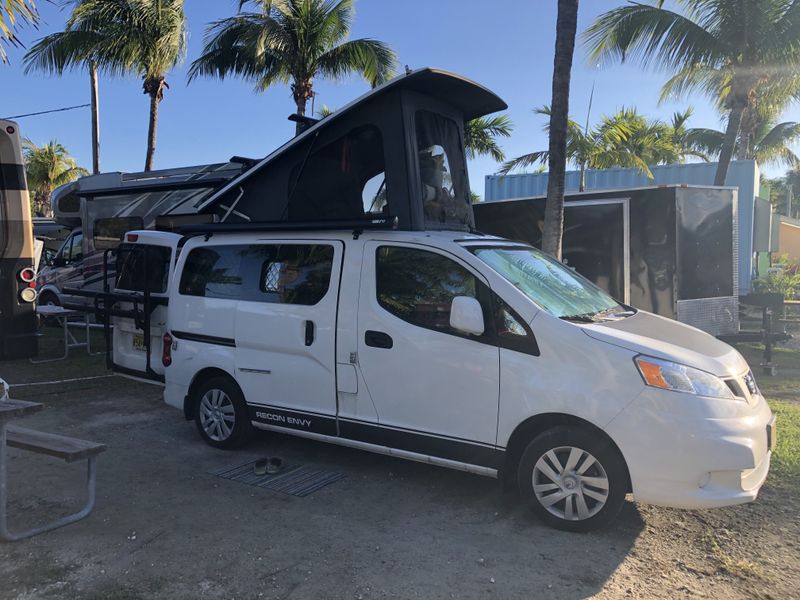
768,399,800,489
703,529,762,579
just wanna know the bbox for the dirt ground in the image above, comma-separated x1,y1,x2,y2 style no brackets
0,335,798,599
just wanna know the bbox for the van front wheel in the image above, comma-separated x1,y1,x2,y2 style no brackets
193,377,252,450
517,427,627,532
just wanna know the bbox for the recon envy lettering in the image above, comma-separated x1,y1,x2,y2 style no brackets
256,411,312,428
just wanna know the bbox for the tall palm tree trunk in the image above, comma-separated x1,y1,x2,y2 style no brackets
542,0,578,259
89,60,100,174
145,93,159,171
715,80,749,186
143,76,165,172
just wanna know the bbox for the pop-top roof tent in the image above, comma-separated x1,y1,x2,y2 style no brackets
194,68,507,231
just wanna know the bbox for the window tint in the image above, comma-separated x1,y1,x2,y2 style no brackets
180,244,334,305
179,246,243,299
376,246,480,335
288,125,387,221
63,232,83,262
251,245,334,305
116,244,172,293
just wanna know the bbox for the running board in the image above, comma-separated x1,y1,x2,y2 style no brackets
252,421,498,478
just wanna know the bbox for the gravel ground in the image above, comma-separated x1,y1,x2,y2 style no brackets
0,348,798,599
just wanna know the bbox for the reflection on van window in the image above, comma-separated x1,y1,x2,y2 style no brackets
254,245,334,305
179,244,334,305
376,246,478,334
289,125,387,221
179,246,243,299
471,246,623,319
116,244,171,293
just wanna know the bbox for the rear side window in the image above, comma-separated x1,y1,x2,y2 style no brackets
115,244,172,293
179,243,334,305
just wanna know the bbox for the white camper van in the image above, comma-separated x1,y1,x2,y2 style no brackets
111,227,775,532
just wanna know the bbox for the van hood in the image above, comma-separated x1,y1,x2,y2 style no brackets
581,311,748,377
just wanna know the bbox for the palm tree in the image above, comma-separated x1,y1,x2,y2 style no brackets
23,139,88,216
542,0,579,259
501,105,701,191
464,115,513,163
189,0,396,136
25,0,187,172
687,120,800,169
0,0,37,63
585,0,800,186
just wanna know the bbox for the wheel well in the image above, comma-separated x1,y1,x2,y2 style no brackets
501,413,631,492
183,367,237,421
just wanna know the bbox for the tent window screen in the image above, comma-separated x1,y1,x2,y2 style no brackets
288,125,387,221
415,110,472,229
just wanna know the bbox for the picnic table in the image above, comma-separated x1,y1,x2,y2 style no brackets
0,388,105,542
32,305,102,363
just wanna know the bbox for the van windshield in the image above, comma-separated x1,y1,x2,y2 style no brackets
469,246,628,321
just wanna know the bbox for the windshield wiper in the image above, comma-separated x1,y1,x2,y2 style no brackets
559,314,597,323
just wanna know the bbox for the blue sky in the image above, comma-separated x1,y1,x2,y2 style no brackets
2,0,798,195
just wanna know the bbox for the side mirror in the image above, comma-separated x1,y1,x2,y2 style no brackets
51,256,66,268
449,296,485,336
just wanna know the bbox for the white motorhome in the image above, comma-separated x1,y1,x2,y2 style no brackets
100,69,774,531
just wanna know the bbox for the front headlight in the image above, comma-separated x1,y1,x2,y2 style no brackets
635,355,736,400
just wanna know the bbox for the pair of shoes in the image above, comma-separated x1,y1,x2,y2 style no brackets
254,457,284,476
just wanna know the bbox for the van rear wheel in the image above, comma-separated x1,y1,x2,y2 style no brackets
517,426,627,532
193,376,252,449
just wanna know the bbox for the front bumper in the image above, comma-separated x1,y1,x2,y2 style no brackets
605,389,774,509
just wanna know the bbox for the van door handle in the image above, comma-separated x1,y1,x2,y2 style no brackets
304,320,315,346
365,330,393,349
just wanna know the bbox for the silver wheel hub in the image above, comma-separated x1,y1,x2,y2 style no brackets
532,446,609,521
199,389,236,442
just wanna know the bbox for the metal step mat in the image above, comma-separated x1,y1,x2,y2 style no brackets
210,460,346,497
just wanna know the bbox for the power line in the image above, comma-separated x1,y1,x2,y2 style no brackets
3,103,90,120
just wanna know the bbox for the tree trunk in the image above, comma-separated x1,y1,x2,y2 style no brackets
145,91,160,172
714,103,745,186
90,61,100,174
579,162,586,192
294,97,307,136
542,0,578,259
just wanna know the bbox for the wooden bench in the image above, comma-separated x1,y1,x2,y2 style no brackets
0,398,106,542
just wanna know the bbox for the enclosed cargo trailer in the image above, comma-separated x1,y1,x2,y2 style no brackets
473,185,739,337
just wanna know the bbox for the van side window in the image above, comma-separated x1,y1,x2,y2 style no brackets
491,294,539,356
179,246,243,299
63,231,83,262
253,245,334,305
376,246,485,336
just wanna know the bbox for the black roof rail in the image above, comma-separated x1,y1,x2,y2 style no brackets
179,215,399,235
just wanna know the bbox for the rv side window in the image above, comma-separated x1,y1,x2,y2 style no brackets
63,231,83,262
251,245,334,306
376,246,486,337
179,246,244,299
116,244,172,293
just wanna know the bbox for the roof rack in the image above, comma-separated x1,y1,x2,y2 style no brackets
179,215,399,236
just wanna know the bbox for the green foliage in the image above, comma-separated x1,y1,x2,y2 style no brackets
24,0,186,80
464,115,513,163
0,0,37,63
769,399,800,489
753,255,800,299
685,120,800,168
23,139,88,216
500,105,702,176
585,0,800,182
188,0,396,124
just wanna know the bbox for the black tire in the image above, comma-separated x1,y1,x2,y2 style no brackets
192,376,253,450
517,426,627,532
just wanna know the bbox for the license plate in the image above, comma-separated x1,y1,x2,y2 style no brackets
132,334,147,352
767,416,777,452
